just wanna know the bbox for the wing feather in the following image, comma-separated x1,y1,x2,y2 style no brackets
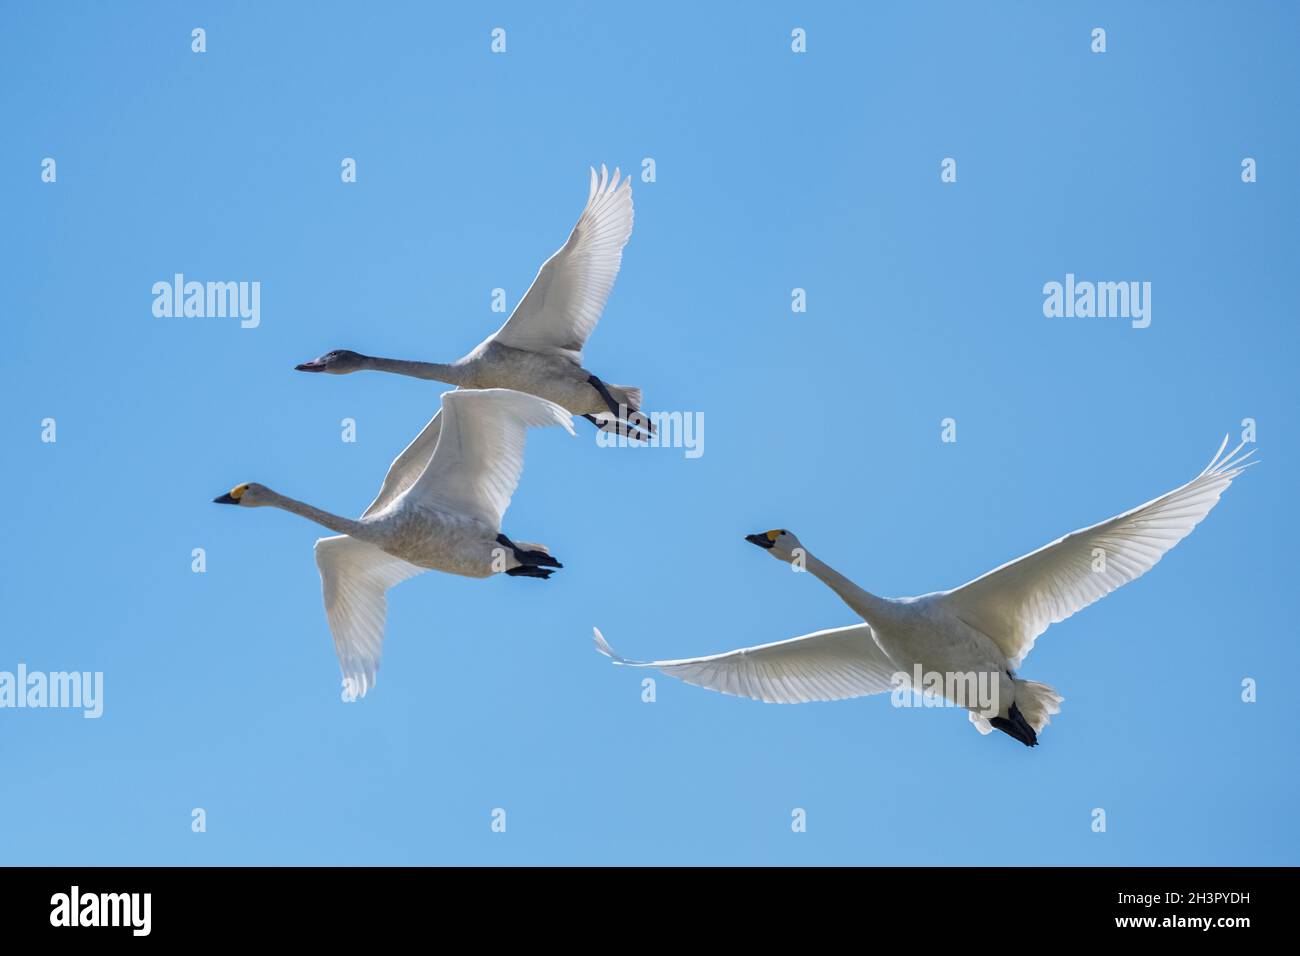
592,624,899,704
315,536,425,701
362,409,444,518
491,165,634,361
404,389,573,531
938,438,1255,667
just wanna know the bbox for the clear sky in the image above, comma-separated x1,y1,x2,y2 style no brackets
3,2,1296,866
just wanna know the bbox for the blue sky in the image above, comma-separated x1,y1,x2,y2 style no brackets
2,1,1296,865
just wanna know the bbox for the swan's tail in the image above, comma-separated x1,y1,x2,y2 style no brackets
606,384,642,411
1014,679,1063,733
983,680,1063,747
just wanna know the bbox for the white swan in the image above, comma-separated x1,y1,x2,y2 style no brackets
595,438,1255,746
215,388,574,700
295,165,651,440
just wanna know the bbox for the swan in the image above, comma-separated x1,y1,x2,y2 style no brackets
594,438,1255,746
214,388,574,701
294,165,652,440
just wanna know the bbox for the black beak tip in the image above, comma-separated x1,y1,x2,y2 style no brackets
294,363,315,371
213,492,239,505
745,533,773,549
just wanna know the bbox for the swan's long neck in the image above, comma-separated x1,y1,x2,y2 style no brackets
804,551,892,624
265,491,368,539
359,355,470,385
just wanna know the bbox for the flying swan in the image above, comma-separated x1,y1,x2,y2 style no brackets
595,438,1254,746
215,388,574,700
295,165,650,464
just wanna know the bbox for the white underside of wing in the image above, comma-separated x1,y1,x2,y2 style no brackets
939,437,1256,667
491,165,634,361
315,535,425,701
405,389,574,532
362,408,444,519
593,624,899,704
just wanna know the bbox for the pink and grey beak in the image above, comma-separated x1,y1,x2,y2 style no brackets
295,356,328,372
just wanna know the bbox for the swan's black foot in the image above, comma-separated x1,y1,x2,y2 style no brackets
586,376,656,437
496,533,563,569
989,702,1039,747
586,374,622,416
582,414,652,442
626,408,655,436
505,565,554,579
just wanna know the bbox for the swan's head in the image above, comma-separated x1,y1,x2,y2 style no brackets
295,349,365,374
212,482,272,507
745,528,803,562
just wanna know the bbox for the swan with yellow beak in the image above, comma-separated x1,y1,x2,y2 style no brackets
596,438,1255,747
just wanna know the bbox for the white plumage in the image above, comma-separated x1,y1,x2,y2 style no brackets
296,166,649,439
941,435,1255,668
493,164,636,362
593,624,898,704
215,388,574,700
596,438,1254,746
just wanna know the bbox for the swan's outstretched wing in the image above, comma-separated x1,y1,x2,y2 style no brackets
491,165,634,362
315,535,426,701
362,409,444,518
405,389,573,531
939,438,1256,668
592,624,899,704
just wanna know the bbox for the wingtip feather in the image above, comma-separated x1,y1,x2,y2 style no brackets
1200,434,1231,476
592,626,624,664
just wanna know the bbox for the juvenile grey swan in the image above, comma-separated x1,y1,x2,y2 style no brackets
215,388,574,700
295,165,652,446
595,437,1255,747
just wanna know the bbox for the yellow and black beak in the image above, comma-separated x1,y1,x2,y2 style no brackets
745,529,783,550
213,484,247,505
